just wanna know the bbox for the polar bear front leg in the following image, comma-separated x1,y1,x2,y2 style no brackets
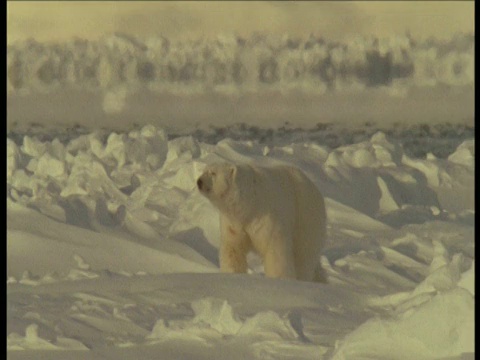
220,241,248,273
219,215,251,274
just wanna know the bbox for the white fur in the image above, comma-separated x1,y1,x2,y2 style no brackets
197,163,327,282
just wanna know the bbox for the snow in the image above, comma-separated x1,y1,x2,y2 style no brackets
7,120,474,359
333,288,474,360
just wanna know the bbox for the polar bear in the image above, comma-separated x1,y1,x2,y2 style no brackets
197,162,327,282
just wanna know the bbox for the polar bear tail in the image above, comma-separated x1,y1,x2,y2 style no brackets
314,264,328,284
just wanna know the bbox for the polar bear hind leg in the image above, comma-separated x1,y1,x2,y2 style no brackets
263,239,297,279
314,263,328,283
288,166,327,282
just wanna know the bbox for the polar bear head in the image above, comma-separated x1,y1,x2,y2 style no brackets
197,162,256,214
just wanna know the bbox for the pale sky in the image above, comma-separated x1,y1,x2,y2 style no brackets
7,1,475,44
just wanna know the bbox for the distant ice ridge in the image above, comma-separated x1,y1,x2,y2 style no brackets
7,32,473,96
178,122,474,159
8,121,475,160
7,124,474,242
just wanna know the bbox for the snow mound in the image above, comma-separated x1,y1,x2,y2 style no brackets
341,232,475,360
326,131,403,169
150,297,300,341
8,324,88,351
457,260,475,296
333,288,474,360
191,298,243,336
448,139,475,168
237,311,299,341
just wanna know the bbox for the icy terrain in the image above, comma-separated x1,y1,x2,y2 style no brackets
7,124,474,359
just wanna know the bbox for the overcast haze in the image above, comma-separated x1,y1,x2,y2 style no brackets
7,1,474,43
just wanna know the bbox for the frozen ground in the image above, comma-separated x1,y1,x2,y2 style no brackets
7,122,474,359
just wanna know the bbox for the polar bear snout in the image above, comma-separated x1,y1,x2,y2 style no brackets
197,178,204,190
